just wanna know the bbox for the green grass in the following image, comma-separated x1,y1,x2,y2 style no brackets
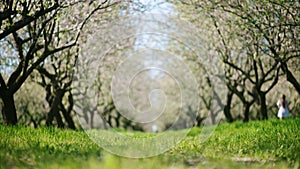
1,117,299,169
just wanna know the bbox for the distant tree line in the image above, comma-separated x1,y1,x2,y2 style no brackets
0,0,121,128
175,0,300,122
0,0,299,129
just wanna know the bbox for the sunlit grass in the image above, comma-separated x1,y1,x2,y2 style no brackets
0,117,299,168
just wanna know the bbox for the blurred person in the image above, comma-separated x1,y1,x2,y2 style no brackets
277,94,290,120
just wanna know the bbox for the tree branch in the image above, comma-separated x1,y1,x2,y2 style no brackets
264,66,280,94
0,2,59,40
0,73,7,90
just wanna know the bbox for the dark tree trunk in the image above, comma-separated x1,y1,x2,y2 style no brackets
90,111,94,129
46,89,65,128
60,103,75,129
281,62,300,95
195,116,206,127
286,69,300,95
259,93,268,120
55,111,64,128
1,91,18,125
243,102,251,122
115,113,121,128
224,91,234,122
107,115,112,127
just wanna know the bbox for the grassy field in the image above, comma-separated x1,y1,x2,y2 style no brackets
0,117,299,169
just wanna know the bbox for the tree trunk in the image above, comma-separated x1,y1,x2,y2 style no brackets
224,91,234,122
286,69,300,95
243,102,251,122
90,111,94,129
60,103,76,129
115,113,121,128
46,89,65,128
1,91,18,125
210,110,216,125
259,93,268,120
281,62,300,95
55,111,64,128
